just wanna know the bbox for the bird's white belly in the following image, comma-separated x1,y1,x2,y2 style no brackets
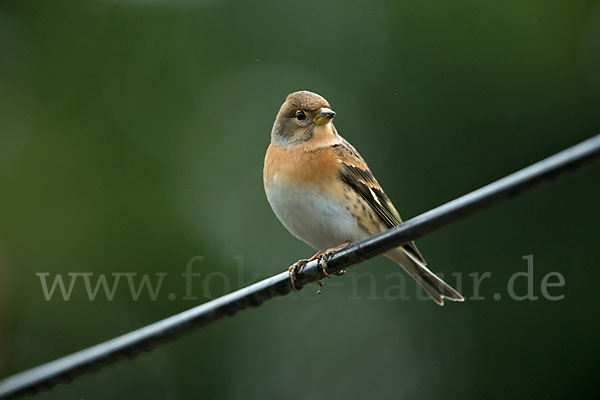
265,178,365,251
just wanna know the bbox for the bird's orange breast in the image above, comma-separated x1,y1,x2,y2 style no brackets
263,144,341,192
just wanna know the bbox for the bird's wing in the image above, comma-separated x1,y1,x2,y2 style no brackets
332,138,427,265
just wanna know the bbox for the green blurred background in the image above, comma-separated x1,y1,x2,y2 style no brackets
1,0,599,398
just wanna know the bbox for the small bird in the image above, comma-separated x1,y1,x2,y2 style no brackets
263,90,464,305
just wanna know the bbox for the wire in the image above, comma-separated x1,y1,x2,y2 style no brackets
1,134,599,399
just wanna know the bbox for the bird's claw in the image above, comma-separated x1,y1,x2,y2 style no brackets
320,240,352,278
316,279,324,295
289,240,352,293
288,259,308,291
317,253,331,278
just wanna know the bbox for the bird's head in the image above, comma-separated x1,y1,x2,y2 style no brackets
271,90,337,147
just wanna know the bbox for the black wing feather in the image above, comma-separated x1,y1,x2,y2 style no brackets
336,143,427,265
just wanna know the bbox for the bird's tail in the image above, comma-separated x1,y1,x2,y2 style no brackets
384,247,464,306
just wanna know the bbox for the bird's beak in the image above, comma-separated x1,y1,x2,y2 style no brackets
315,107,336,125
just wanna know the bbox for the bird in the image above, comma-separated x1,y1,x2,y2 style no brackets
263,90,464,305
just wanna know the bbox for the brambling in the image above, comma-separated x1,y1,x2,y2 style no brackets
263,91,464,305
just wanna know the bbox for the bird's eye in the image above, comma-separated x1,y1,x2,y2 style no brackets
295,110,306,121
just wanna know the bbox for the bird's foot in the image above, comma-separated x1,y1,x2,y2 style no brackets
316,240,352,280
288,249,326,291
288,259,308,291
289,241,352,293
